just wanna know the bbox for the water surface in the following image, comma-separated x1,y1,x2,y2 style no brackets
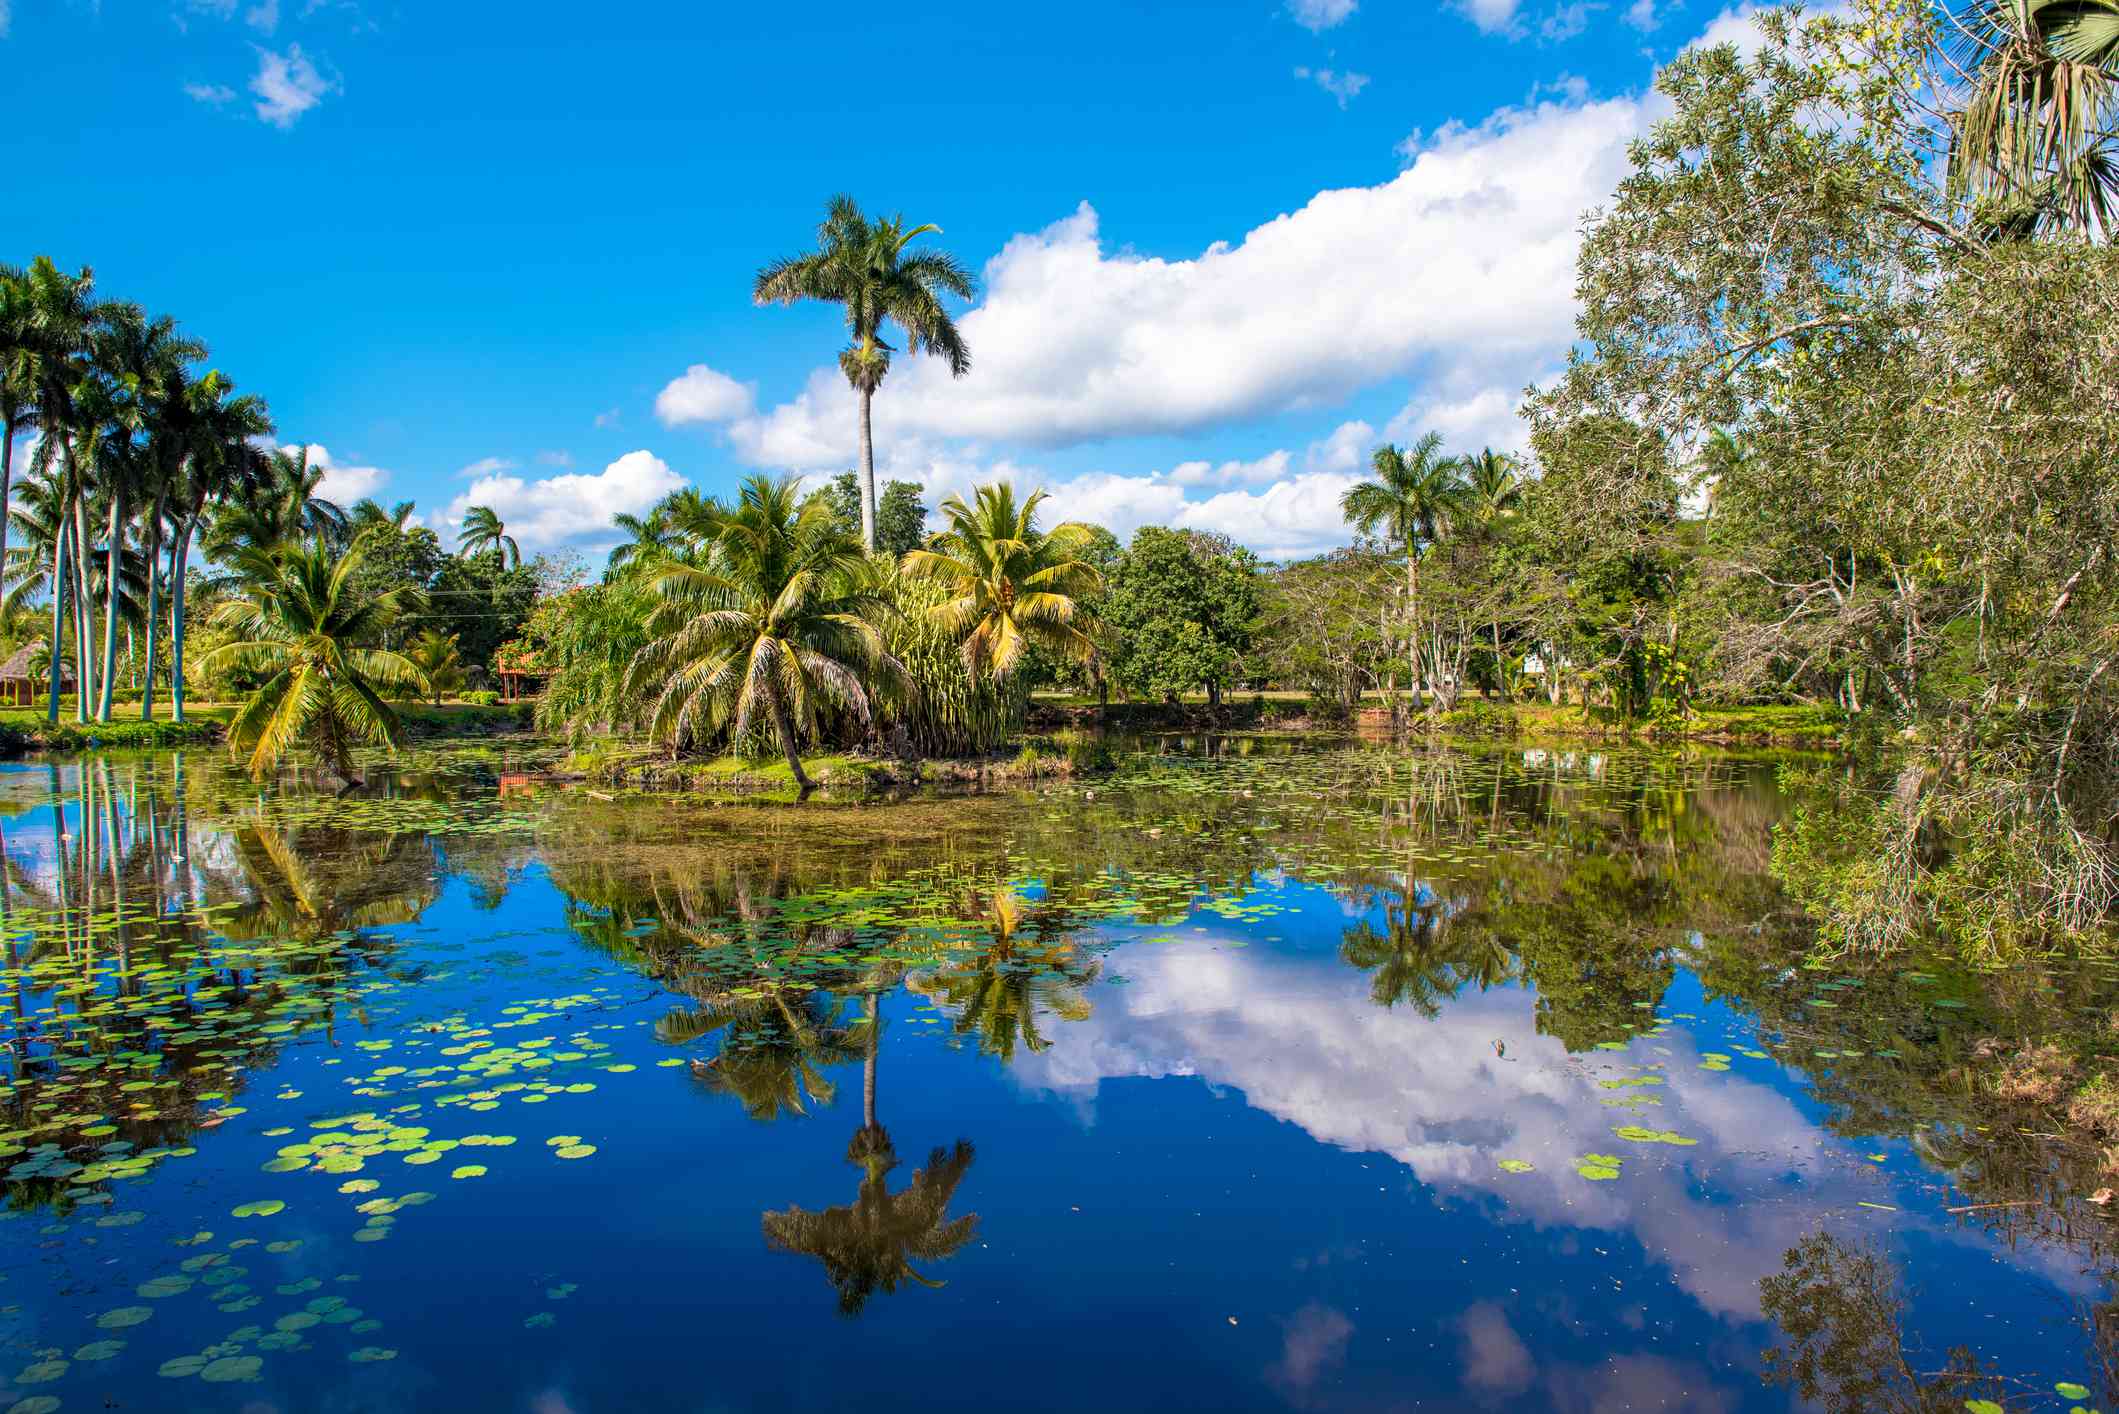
0,738,2112,1413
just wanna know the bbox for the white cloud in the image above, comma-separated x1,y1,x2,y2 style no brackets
286,443,388,504
184,82,237,105
1540,1,1599,41
653,364,756,427
1457,0,1527,34
246,0,279,32
734,92,1648,472
535,449,573,468
1286,0,1357,30
592,407,621,429
1167,450,1292,488
435,449,684,552
1625,0,1664,29
250,44,335,128
1293,66,1371,108
0,1,12,38
1460,1304,1535,1395
457,455,517,479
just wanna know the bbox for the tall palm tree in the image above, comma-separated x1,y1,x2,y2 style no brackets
899,481,1102,683
1950,0,2119,236
754,196,975,551
349,498,416,534
1340,432,1468,702
456,504,519,566
91,303,202,720
170,376,273,722
197,536,425,783
14,257,99,721
625,473,906,793
0,265,37,620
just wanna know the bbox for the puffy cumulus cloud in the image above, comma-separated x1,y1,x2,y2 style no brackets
457,455,516,479
1286,0,1357,30
1002,922,1903,1324
434,450,683,552
653,364,756,427
284,443,388,503
733,91,1650,470
250,45,335,128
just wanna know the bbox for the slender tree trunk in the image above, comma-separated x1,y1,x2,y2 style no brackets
1406,546,1423,708
70,488,95,723
0,418,13,617
141,486,167,721
769,690,813,793
170,513,195,723
47,515,68,723
863,991,879,1132
856,384,877,553
97,487,125,721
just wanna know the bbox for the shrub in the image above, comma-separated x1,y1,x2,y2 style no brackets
461,690,500,707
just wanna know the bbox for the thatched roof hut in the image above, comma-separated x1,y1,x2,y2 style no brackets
0,644,69,706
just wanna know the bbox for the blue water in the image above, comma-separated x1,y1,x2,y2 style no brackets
0,744,2106,1413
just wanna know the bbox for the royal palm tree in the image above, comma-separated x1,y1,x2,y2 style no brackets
1950,0,2119,236
197,536,426,783
0,265,37,617
456,504,519,567
169,376,273,721
14,257,99,720
899,481,1102,684
1340,433,1468,703
754,196,974,551
626,473,907,793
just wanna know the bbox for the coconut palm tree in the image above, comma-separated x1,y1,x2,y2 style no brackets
1340,433,1468,703
1460,448,1525,525
197,536,426,783
404,629,466,706
899,481,1102,684
907,888,1097,1061
456,504,519,567
754,196,974,551
626,473,906,793
1950,0,2119,237
605,506,681,576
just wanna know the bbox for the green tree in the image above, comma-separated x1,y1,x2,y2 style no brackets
822,472,928,557
455,504,519,567
404,629,466,705
900,482,1103,683
0,265,36,626
198,536,425,782
754,197,974,551
625,473,906,792
1340,432,1468,704
1103,527,1263,706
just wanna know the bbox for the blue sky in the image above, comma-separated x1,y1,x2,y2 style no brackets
6,0,1756,559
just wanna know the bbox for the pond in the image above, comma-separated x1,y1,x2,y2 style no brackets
0,737,2113,1413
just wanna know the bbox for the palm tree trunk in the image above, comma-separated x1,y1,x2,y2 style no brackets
863,990,879,1131
769,690,813,793
97,486,125,722
0,419,14,621
857,385,877,553
46,515,68,723
141,487,167,721
170,513,194,723
70,489,95,723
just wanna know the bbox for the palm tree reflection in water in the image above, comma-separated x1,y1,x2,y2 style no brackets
761,991,979,1316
